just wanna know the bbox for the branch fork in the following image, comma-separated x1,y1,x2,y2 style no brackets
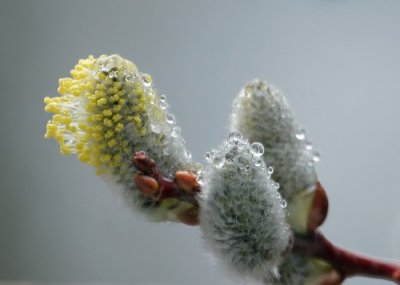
132,151,400,284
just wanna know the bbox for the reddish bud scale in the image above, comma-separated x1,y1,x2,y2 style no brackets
175,170,200,192
134,174,159,197
307,182,329,232
176,206,199,226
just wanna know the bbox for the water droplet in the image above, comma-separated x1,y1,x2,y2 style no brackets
125,73,135,82
274,182,280,190
296,129,306,140
313,151,320,162
166,113,176,124
160,94,166,102
109,70,118,79
171,126,180,137
90,70,98,78
196,172,204,185
204,151,214,162
99,64,109,72
267,166,274,175
255,158,262,167
185,150,192,160
305,141,313,150
142,73,152,86
237,141,246,149
212,155,225,169
250,142,264,157
280,199,287,208
229,131,242,143
225,152,234,163
160,101,168,110
244,164,251,171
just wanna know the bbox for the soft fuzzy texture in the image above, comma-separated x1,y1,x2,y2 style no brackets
264,254,310,285
231,79,318,201
44,54,197,222
200,132,291,282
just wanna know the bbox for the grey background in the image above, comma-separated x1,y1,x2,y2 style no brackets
1,0,400,284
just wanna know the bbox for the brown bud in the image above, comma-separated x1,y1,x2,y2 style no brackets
307,182,329,232
134,174,159,197
175,171,200,192
176,206,199,226
132,151,155,174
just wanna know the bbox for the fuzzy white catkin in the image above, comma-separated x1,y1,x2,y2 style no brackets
231,79,318,201
200,133,291,282
264,254,310,285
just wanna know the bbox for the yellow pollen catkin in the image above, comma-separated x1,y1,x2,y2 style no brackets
44,54,169,178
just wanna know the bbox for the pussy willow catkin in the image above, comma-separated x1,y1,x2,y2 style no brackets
44,54,197,222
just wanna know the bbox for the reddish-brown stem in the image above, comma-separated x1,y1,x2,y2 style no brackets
132,151,400,281
293,231,400,284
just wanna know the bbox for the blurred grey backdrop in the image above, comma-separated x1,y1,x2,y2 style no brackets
1,0,400,284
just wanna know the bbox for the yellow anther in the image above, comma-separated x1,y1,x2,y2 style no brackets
97,83,106,91
139,105,146,113
85,103,96,113
66,125,77,132
109,86,119,94
113,153,122,162
115,123,124,132
112,105,122,112
97,98,107,106
138,127,147,136
98,73,107,81
103,109,112,117
92,132,104,141
70,69,87,80
103,118,113,127
133,115,141,124
60,145,72,155
78,153,90,163
107,139,117,147
94,90,106,99
91,114,103,121
111,94,120,102
105,130,114,138
92,125,103,132
112,114,122,122
100,154,111,162
52,114,63,122
78,123,88,130
76,141,84,151
60,116,72,125
113,82,122,89
44,104,61,114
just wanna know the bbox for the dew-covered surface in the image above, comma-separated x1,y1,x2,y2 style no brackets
44,54,197,222
231,79,320,203
200,132,290,282
2,1,400,285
